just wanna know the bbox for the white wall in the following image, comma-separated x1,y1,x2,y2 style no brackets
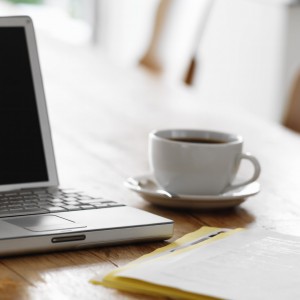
194,0,300,122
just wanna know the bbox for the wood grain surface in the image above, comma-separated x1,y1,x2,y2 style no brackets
1,33,300,300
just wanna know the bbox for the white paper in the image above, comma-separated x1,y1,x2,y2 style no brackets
119,230,300,300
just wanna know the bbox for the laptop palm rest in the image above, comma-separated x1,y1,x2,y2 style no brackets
6,215,86,232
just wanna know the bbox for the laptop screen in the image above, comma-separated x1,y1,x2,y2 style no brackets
0,27,48,185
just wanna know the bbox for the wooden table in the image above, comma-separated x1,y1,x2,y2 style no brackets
1,34,300,300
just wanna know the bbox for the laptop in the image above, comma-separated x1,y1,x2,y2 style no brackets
0,16,173,256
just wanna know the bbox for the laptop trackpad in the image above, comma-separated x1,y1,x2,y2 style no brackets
6,215,86,232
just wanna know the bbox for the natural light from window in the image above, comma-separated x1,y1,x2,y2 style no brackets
0,0,93,44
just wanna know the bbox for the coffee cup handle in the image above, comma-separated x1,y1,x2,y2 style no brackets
227,152,261,191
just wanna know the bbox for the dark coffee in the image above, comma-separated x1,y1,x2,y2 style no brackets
169,137,227,144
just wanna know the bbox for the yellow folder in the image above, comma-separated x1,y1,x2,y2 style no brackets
90,226,242,299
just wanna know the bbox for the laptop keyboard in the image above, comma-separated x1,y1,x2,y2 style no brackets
0,188,125,218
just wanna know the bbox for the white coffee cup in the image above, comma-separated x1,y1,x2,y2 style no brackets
149,129,261,195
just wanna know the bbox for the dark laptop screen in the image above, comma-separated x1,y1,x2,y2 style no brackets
0,27,48,184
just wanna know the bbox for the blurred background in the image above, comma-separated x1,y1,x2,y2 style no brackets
1,0,300,132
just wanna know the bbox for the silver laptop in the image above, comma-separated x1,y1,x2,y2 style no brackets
0,16,173,256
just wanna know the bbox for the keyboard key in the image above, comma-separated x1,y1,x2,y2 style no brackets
80,205,95,210
77,196,94,200
24,200,39,205
4,193,18,196
19,191,33,195
24,205,39,209
24,195,38,199
63,201,80,206
8,196,23,200
63,197,78,201
94,203,110,208
62,193,78,197
7,200,23,204
45,207,67,213
51,198,64,202
8,205,23,209
79,199,103,204
61,205,81,211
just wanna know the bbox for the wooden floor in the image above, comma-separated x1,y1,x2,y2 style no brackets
1,32,300,300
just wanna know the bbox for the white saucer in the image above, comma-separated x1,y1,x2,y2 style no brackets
124,175,260,210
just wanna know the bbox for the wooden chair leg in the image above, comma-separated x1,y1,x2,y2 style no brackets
284,71,300,133
140,0,171,72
